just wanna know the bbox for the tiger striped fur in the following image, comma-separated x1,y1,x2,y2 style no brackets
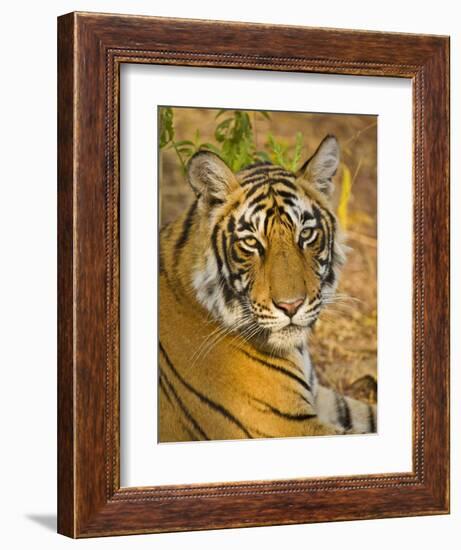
159,135,376,442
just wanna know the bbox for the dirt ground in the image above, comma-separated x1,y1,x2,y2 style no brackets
159,107,377,403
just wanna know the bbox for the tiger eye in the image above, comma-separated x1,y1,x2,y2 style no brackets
300,228,313,239
299,227,318,246
242,237,258,247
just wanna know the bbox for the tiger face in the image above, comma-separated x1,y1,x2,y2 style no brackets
187,135,345,354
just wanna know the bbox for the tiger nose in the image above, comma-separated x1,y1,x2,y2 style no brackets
273,296,305,318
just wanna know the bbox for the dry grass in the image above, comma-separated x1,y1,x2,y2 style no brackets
160,107,377,403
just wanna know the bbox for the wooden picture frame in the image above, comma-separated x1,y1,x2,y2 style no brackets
57,12,450,538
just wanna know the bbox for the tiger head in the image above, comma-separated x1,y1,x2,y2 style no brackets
186,135,345,355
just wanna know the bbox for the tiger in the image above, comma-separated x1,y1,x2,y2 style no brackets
159,134,376,442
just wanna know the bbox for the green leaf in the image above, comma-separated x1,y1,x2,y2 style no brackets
174,140,195,147
255,150,271,162
215,118,233,142
267,133,287,167
159,107,174,148
176,147,194,155
290,132,304,171
215,109,230,120
163,109,301,174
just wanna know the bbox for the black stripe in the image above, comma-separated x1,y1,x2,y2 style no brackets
281,198,297,210
368,405,376,433
237,219,256,232
309,365,316,390
335,394,353,431
237,348,312,394
174,200,197,254
220,230,238,292
211,224,224,271
241,175,271,186
229,273,243,286
247,191,269,207
227,215,235,234
312,203,337,287
240,160,272,171
241,166,291,180
208,197,224,208
245,177,296,192
316,228,327,252
277,206,295,228
220,274,236,303
180,421,200,441
159,343,252,438
159,375,173,405
241,172,294,187
210,213,239,302
254,240,265,257
273,178,297,190
323,205,337,231
159,368,209,440
275,189,298,201
263,206,275,235
282,384,315,407
230,245,245,263
312,204,324,226
324,267,336,286
317,203,336,257
214,222,237,299
250,202,266,216
244,182,269,200
253,397,316,421
301,210,315,223
159,259,184,304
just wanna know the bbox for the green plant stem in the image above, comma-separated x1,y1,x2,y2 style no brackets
172,141,187,172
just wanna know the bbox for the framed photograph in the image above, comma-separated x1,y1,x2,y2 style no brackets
58,12,450,537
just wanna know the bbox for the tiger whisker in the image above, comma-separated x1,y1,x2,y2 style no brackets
191,314,253,365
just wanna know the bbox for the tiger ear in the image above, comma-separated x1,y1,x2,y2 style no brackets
296,135,340,197
187,150,239,205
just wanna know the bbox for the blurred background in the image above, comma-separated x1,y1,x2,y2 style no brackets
159,107,377,403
